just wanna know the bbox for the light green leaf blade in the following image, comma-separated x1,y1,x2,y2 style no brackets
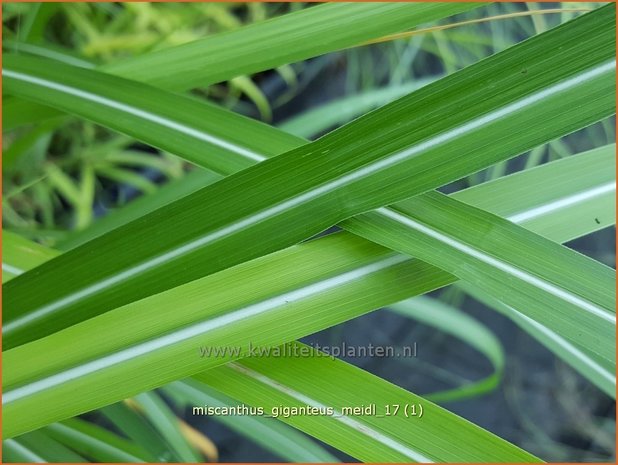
103,3,479,90
4,146,614,438
4,232,434,437
44,419,152,463
164,380,340,463
195,342,540,462
453,144,616,243
342,190,616,365
99,401,170,462
2,231,59,282
132,392,202,462
4,430,86,463
3,6,615,349
2,439,46,463
3,54,299,173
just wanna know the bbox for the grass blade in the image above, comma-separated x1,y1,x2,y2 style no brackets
132,392,202,462
3,54,300,173
2,231,60,282
3,3,479,128
3,6,615,349
389,296,505,403
44,419,152,463
452,144,616,243
194,342,539,462
3,147,614,437
342,191,616,365
2,440,46,463
105,3,479,90
98,402,170,462
459,283,615,398
4,430,86,463
164,381,340,463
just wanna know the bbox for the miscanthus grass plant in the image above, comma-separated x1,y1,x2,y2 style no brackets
1,2,616,462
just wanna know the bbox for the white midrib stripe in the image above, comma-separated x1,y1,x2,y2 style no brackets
376,207,615,324
509,181,616,223
4,59,615,334
2,69,268,164
2,263,24,275
3,254,408,404
227,362,434,462
505,305,615,385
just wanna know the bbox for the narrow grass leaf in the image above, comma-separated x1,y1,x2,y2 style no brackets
3,147,614,437
3,6,615,349
342,191,616,364
4,430,86,463
2,231,59,282
389,296,505,403
2,440,46,463
195,342,540,463
98,402,170,462
164,381,340,463
44,419,152,463
459,283,615,397
3,3,479,128
132,392,202,462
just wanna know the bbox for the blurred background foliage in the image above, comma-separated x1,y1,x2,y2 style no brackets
2,2,615,462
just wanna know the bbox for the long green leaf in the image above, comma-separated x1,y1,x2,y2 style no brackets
132,392,202,462
102,3,478,90
452,148,616,243
44,419,151,463
195,342,540,463
4,430,86,463
4,147,614,438
3,53,300,173
98,402,169,462
3,6,615,350
3,3,479,129
389,296,505,403
164,381,341,463
2,439,46,463
2,231,60,282
459,283,615,398
342,190,616,364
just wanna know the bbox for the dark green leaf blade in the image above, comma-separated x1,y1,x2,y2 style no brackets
3,147,615,438
3,6,615,349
